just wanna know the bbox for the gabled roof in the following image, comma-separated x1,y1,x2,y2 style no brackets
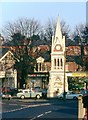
0,50,14,62
0,47,10,59
36,56,44,63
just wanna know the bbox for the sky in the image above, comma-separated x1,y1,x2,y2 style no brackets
0,1,87,32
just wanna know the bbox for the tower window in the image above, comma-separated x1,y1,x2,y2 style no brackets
54,59,56,69
58,59,59,67
61,59,63,67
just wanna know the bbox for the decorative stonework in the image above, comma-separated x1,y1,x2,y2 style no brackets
54,44,62,52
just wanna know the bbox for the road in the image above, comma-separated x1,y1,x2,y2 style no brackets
0,98,78,119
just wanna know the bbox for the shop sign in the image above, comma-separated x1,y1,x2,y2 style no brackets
28,74,48,77
72,73,88,77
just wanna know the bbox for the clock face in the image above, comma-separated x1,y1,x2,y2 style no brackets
55,44,61,50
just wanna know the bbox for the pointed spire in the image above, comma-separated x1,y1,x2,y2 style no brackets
55,16,62,39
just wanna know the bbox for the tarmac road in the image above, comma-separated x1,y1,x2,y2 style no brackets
1,98,78,119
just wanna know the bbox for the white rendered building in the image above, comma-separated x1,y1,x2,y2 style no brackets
47,17,68,97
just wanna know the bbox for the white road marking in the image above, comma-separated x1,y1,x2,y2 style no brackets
45,111,52,114
3,103,51,113
30,117,36,120
37,114,44,117
30,110,52,120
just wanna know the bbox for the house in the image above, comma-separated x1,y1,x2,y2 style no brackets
0,48,17,89
25,56,50,89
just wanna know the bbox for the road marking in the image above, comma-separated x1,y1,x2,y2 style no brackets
2,103,51,113
37,114,44,117
30,117,36,120
45,111,52,114
30,110,52,120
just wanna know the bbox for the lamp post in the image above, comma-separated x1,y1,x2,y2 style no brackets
63,51,66,101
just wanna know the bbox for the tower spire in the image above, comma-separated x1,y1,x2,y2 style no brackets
55,16,62,39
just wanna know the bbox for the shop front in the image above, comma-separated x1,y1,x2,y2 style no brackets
67,72,88,92
26,72,49,89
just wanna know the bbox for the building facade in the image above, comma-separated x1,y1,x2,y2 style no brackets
0,49,17,89
25,56,50,89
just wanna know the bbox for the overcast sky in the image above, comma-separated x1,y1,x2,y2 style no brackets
0,1,86,32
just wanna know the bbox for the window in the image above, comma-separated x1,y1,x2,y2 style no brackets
58,59,59,67
54,59,56,69
40,63,41,71
61,59,63,66
24,91,29,93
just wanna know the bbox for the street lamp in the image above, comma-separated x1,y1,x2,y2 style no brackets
63,51,66,101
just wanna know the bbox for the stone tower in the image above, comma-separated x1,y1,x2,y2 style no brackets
47,16,68,97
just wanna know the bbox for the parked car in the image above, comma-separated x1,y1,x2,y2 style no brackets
57,91,83,100
80,89,88,96
17,89,42,99
2,92,12,100
33,87,42,91
1,87,18,96
2,87,11,93
33,87,47,98
10,88,18,96
42,89,47,98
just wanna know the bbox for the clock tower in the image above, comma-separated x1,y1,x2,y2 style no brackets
47,16,68,97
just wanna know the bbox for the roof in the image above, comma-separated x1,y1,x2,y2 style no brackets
37,45,50,52
0,50,14,62
0,47,10,59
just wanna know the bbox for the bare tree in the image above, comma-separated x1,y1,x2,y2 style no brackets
2,17,42,40
44,18,56,43
72,24,85,42
72,24,88,71
60,20,70,39
44,18,70,44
